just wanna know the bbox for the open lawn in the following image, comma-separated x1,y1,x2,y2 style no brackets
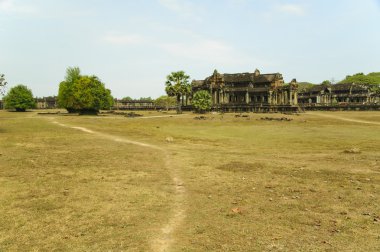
0,110,379,251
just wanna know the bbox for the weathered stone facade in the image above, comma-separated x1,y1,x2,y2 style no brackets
298,83,380,106
36,96,58,109
191,69,299,112
112,99,156,110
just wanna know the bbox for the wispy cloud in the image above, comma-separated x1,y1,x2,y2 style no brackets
157,0,203,21
276,3,306,16
102,28,256,67
104,33,146,45
0,0,35,13
159,37,260,68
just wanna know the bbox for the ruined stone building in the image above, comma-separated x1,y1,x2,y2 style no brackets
36,96,58,109
112,99,156,110
298,83,380,106
191,69,299,112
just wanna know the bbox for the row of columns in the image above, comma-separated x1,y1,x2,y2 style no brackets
209,90,298,106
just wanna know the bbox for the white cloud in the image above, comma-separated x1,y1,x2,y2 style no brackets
157,0,203,21
159,38,254,67
104,34,146,45
276,3,306,16
0,0,35,13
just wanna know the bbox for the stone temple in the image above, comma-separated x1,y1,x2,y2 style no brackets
191,69,299,112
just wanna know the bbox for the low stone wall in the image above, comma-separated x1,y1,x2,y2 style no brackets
220,104,299,113
300,104,380,111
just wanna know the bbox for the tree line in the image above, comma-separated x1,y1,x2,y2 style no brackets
0,68,212,114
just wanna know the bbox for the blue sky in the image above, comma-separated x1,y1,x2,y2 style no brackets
1,0,379,98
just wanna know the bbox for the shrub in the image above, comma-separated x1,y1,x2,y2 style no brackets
192,90,212,113
3,85,35,112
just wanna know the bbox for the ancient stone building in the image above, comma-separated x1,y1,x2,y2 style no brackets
191,69,298,112
36,96,58,109
112,99,156,110
298,83,380,106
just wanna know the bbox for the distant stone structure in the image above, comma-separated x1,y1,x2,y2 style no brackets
112,99,156,110
298,83,380,110
2,76,378,112
35,96,58,109
191,69,299,112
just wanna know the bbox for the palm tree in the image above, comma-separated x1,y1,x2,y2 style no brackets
0,74,7,95
165,71,191,114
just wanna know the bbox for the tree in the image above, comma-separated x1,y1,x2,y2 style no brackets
321,80,332,85
3,85,35,112
0,74,7,95
192,90,212,113
138,97,153,101
58,67,114,114
165,71,191,114
339,72,380,85
154,95,176,111
122,96,133,101
57,67,81,112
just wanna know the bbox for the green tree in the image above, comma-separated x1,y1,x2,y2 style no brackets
58,67,113,114
165,71,191,114
57,67,81,112
154,95,176,111
192,90,212,113
122,96,133,101
3,84,36,112
138,97,153,101
321,80,332,85
339,72,380,85
0,74,7,95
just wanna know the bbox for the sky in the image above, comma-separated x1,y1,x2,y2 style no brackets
1,0,380,99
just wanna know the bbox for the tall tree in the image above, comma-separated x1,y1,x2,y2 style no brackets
3,84,36,112
0,74,7,95
58,67,81,112
165,71,191,114
58,67,113,114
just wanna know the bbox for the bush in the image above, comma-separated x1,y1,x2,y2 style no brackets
192,90,212,113
3,85,35,112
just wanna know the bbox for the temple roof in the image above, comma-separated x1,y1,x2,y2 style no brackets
309,83,332,92
192,71,282,87
223,73,280,83
191,80,205,87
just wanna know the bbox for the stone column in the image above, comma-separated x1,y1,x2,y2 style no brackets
289,89,293,105
269,91,273,105
246,91,249,104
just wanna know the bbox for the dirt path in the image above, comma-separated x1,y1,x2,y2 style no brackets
308,112,380,126
50,119,186,252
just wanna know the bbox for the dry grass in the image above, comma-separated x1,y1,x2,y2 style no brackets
0,112,174,251
1,110,379,251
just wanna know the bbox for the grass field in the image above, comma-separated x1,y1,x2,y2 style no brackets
0,110,379,251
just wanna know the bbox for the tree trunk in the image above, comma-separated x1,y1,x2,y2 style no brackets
176,95,182,114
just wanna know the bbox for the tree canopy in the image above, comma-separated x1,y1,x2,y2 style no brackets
192,90,212,113
154,95,176,110
58,67,113,114
0,74,7,95
3,84,35,112
339,72,380,85
122,96,133,101
165,71,191,114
